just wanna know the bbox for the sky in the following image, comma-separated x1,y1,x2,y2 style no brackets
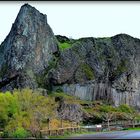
0,2,140,43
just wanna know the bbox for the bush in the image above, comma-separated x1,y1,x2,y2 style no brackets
12,127,29,138
118,104,134,113
0,131,4,138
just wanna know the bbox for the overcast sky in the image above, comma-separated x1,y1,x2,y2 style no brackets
0,2,140,43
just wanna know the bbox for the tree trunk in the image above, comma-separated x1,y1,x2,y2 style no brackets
115,114,117,125
107,120,110,131
132,120,135,128
61,119,63,128
71,121,73,127
48,119,50,130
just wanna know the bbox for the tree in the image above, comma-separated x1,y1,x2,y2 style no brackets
33,96,58,130
99,105,117,131
17,89,57,134
101,112,115,131
0,93,9,128
3,88,58,138
118,104,138,128
0,91,19,129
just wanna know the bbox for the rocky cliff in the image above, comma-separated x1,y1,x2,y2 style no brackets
0,4,59,91
1,4,140,108
49,35,140,109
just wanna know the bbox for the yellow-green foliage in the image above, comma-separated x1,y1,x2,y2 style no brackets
43,118,76,130
1,90,84,138
118,104,135,113
0,88,58,138
99,105,118,112
11,127,29,138
0,91,19,128
0,89,139,138
58,42,72,51
82,101,139,124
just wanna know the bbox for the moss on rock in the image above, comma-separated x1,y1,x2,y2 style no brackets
58,42,72,51
81,64,95,80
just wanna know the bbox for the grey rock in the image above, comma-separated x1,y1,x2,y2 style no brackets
0,4,59,90
50,34,140,108
35,88,48,96
57,100,83,122
60,82,94,101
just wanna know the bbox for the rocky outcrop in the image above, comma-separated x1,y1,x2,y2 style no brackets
57,100,83,122
0,4,59,91
50,34,140,108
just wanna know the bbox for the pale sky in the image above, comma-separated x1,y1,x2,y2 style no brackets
0,2,140,43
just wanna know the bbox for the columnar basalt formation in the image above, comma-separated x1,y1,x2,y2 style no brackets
50,35,140,108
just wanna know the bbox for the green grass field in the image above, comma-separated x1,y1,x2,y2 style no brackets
124,127,140,130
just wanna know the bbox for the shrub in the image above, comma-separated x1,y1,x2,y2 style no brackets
118,104,134,113
0,131,4,138
12,127,29,138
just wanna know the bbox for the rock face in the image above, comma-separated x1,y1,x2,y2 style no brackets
1,4,140,109
0,4,59,91
57,100,83,123
50,34,140,108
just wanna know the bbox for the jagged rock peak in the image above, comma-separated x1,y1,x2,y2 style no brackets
16,3,47,24
0,4,59,91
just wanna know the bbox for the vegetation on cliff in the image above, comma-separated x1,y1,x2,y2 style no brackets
0,89,140,138
58,42,72,51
